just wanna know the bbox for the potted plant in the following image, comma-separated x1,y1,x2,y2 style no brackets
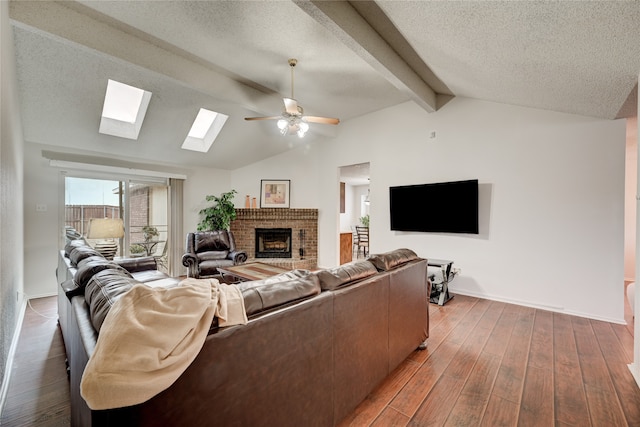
360,214,370,228
142,225,159,242
130,244,146,257
197,190,238,231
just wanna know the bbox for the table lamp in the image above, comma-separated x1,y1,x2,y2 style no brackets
87,218,125,260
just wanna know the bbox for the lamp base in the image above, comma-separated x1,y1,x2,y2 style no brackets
94,240,118,260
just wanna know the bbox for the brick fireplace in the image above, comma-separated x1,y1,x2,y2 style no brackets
231,208,318,270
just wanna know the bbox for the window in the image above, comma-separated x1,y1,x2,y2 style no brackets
64,176,170,273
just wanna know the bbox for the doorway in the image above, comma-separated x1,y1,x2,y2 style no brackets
339,162,370,262
625,117,638,333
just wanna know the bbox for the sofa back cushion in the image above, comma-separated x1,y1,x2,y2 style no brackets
74,259,132,291
85,269,139,332
65,239,90,257
237,272,321,317
69,246,104,266
368,248,420,272
314,261,378,291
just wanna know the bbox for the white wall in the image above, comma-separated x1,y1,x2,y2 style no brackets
235,97,625,323
1,0,26,404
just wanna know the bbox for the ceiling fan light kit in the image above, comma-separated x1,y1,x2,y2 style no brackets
245,58,339,138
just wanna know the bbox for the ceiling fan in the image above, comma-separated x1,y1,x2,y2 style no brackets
245,58,340,138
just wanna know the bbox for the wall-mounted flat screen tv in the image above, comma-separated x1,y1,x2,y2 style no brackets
389,179,479,234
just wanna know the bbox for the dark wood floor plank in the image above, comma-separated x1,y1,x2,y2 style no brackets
491,306,534,404
553,312,591,426
338,358,421,426
409,295,478,365
1,298,71,427
591,319,640,426
517,365,554,426
371,407,409,427
407,374,465,427
584,383,627,427
480,394,519,427
571,316,617,393
445,352,500,427
527,309,554,370
389,340,461,417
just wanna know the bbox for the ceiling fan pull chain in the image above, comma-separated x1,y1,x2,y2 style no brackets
289,58,297,99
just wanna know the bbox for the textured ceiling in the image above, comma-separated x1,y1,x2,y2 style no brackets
9,1,640,171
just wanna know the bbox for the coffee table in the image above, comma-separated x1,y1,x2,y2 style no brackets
217,262,290,282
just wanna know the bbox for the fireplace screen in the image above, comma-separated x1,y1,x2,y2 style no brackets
255,228,292,258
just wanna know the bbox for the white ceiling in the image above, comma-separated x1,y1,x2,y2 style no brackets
9,1,640,171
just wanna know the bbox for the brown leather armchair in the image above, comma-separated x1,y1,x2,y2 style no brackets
181,230,248,278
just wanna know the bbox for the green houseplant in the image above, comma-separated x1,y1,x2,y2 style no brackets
142,225,159,242
360,214,370,228
130,244,146,256
197,190,238,231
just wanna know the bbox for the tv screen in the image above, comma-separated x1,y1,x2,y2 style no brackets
389,179,479,234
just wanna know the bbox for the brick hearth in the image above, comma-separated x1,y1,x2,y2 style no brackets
231,208,318,270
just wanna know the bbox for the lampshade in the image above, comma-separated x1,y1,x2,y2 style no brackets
87,218,125,239
87,218,124,261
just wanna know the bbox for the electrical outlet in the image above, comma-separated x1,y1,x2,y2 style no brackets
35,204,47,212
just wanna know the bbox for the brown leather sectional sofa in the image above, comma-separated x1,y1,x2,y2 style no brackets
57,240,430,427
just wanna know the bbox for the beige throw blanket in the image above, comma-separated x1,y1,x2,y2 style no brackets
80,278,247,410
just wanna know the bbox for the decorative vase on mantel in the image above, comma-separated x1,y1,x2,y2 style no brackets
245,195,250,208
252,197,257,209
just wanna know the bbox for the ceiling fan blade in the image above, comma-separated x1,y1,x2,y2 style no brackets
283,98,300,115
244,116,282,121
304,116,340,125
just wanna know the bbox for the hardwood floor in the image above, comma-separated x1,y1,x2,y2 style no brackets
2,293,639,426
1,298,70,426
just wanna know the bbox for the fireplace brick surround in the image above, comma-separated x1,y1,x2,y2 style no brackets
231,208,318,270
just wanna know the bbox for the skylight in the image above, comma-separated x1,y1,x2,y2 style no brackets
99,79,152,140
181,108,229,153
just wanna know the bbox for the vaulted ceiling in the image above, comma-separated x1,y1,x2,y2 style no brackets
9,1,640,170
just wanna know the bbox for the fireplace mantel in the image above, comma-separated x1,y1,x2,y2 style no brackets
231,208,318,270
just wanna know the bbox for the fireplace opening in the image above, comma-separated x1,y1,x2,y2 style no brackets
255,228,292,258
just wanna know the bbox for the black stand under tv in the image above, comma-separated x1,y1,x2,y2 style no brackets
428,258,455,306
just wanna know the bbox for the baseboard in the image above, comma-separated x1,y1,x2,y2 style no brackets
453,289,627,325
0,296,28,417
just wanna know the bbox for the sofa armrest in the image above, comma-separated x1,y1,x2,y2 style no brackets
114,256,157,273
229,250,248,265
182,253,198,277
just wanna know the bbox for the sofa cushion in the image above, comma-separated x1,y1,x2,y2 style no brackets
237,273,321,317
69,246,104,266
315,261,378,291
65,239,90,257
368,248,420,272
240,269,311,290
195,231,231,252
198,251,230,261
75,259,132,291
85,269,140,332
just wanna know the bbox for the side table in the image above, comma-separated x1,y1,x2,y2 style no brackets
428,258,455,306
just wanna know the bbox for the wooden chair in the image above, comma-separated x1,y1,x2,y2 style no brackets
355,226,369,257
351,225,359,254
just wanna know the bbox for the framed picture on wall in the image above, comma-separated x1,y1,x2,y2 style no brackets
260,179,290,208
